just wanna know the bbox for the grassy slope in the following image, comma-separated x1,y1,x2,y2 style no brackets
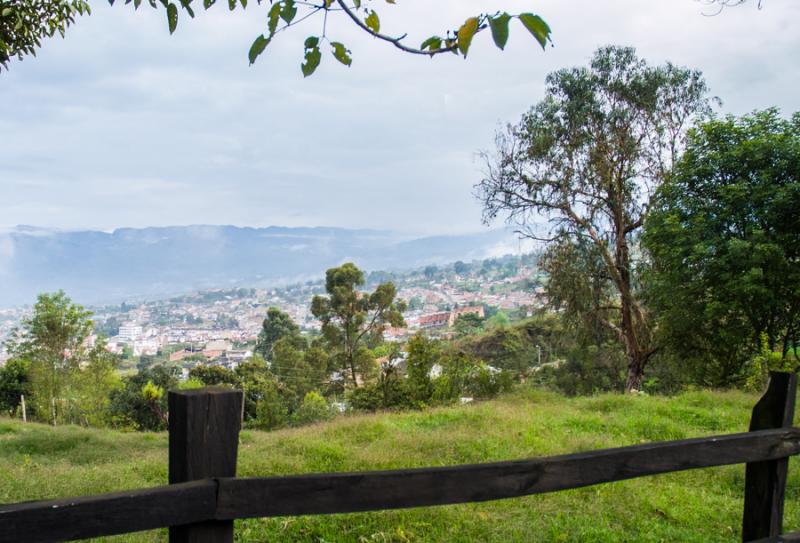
1,388,799,542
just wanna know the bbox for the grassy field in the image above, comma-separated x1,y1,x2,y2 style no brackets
1,387,798,542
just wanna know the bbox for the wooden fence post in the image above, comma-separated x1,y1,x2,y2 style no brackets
168,387,243,543
742,371,797,542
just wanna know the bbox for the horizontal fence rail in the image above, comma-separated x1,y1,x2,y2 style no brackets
1,428,799,543
216,428,800,519
0,481,216,543
0,372,798,543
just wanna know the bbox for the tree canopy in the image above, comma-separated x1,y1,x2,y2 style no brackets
643,108,800,385
0,0,90,70
255,306,302,360
311,262,405,386
476,45,713,392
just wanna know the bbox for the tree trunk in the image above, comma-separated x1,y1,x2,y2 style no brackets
624,355,645,393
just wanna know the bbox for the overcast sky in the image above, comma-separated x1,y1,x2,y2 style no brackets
1,0,798,236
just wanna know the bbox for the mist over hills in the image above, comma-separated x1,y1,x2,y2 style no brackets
0,225,528,307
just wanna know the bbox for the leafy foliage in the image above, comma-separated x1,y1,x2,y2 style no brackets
0,0,552,74
0,0,90,71
644,109,800,386
0,358,30,416
290,390,333,426
108,364,180,431
311,262,405,387
477,45,713,391
4,291,107,424
255,306,303,360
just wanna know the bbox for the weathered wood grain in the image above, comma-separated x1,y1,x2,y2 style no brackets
0,480,216,543
743,372,798,542
216,427,800,519
168,387,242,543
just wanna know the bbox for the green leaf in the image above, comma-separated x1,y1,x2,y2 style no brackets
228,0,235,10
248,34,270,65
456,16,479,57
180,0,195,17
166,2,178,34
353,0,360,7
280,0,297,24
420,36,442,52
518,13,550,49
301,45,321,77
268,2,281,34
488,13,510,50
304,36,319,49
203,0,215,8
240,0,247,7
331,41,352,66
365,10,380,33
1,7,12,16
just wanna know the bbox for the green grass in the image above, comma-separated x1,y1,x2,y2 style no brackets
1,387,798,542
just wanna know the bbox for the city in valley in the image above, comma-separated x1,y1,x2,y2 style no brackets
0,253,543,373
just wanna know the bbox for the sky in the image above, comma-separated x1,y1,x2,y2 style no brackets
0,0,798,236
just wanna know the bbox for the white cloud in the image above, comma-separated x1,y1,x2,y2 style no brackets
0,0,798,235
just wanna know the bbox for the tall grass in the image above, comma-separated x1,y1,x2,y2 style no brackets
1,387,796,542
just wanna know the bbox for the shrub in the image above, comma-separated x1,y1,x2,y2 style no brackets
291,391,333,426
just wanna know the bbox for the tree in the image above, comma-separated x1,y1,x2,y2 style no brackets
72,340,121,426
1,1,552,75
0,0,90,70
235,355,293,423
254,379,290,430
108,364,180,431
453,261,470,276
311,262,406,387
0,358,30,416
255,307,303,360
453,313,484,338
189,364,239,387
4,291,95,424
477,46,713,392
405,333,438,403
270,336,326,399
423,265,438,280
643,109,800,385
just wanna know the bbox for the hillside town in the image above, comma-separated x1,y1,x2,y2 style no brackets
0,254,544,370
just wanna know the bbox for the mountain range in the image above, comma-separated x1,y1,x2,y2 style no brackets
0,225,528,306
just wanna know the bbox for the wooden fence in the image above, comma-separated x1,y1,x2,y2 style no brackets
1,371,800,543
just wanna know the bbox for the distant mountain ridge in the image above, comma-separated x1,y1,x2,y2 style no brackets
0,225,524,306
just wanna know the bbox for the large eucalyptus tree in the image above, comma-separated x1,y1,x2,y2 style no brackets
477,46,713,392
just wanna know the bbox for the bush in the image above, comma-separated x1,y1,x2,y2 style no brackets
347,384,385,412
254,383,289,431
531,343,626,396
291,391,333,426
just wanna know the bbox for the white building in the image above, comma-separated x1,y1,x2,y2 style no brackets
118,323,143,343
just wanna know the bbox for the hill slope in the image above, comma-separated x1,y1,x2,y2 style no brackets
1,388,797,542
0,225,520,306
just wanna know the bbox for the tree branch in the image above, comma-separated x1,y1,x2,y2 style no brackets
335,0,458,57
